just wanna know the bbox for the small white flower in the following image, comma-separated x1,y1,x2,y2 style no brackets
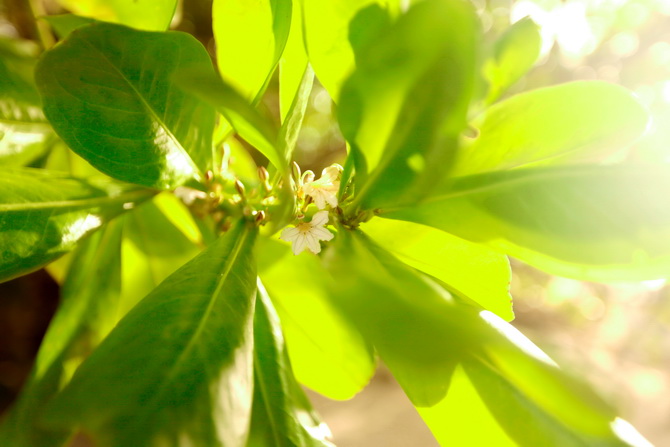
280,211,334,255
302,165,342,210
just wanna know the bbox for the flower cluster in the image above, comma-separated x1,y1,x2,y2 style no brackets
280,164,342,255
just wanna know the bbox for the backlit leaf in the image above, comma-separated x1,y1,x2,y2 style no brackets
261,240,375,400
453,82,650,177
362,218,513,321
323,229,649,445
483,17,541,104
339,0,478,210
55,0,177,31
213,0,292,101
383,165,670,281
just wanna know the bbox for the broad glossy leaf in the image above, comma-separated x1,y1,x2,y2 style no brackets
383,165,670,281
339,0,478,210
0,168,152,282
452,82,650,177
55,0,177,31
0,38,54,166
176,70,285,171
361,218,513,321
260,239,375,400
247,281,333,447
120,195,202,314
44,221,258,446
0,221,123,447
213,0,291,101
323,230,648,445
302,0,385,100
484,17,541,104
36,23,216,188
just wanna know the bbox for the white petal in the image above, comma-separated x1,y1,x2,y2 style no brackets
320,166,341,183
325,193,338,208
305,232,322,254
280,226,300,242
313,193,327,209
310,226,334,241
292,234,307,255
310,211,329,227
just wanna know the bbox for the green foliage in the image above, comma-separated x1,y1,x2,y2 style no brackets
35,23,216,188
0,0,663,446
0,168,151,282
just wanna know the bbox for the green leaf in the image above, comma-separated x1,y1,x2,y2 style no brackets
322,229,482,406
361,218,513,321
465,312,651,446
260,239,375,400
213,0,292,101
417,365,516,446
42,14,97,38
0,221,123,447
43,221,258,446
382,165,670,281
279,0,310,122
0,168,152,282
36,22,217,188
176,70,285,171
323,229,648,445
453,81,650,177
302,0,386,100
54,0,177,31
119,195,202,314
339,0,478,210
247,281,333,447
0,37,54,166
484,17,541,104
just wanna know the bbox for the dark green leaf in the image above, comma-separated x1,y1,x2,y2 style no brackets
0,221,123,447
0,168,152,282
0,37,54,166
453,82,650,177
247,281,333,447
213,0,292,101
175,70,285,171
261,241,375,400
54,0,177,31
43,221,258,446
484,17,541,104
382,165,670,281
361,218,513,321
339,0,478,210
36,22,216,188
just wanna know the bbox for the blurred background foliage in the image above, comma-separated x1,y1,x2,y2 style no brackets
1,0,669,445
